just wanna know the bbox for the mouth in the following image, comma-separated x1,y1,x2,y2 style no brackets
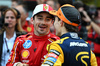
8,23,11,25
38,25,47,30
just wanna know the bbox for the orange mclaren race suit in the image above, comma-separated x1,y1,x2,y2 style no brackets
6,32,60,66
41,32,97,66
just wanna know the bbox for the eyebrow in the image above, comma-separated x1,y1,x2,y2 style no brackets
37,14,42,17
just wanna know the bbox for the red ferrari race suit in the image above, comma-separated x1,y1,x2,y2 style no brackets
6,32,60,66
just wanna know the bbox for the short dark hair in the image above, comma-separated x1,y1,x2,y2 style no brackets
73,1,84,9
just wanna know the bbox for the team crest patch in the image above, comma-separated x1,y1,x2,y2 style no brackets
27,27,32,32
44,6,48,10
23,40,32,49
70,33,78,39
22,50,30,59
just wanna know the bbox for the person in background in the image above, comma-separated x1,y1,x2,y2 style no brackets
0,8,26,66
36,0,46,4
11,0,23,8
85,7,100,66
94,7,100,34
45,0,59,10
6,4,60,66
15,4,34,33
93,7,100,66
0,6,8,18
41,4,97,66
58,0,73,6
0,6,9,29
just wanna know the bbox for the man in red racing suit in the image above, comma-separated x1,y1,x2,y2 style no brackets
6,4,60,66
6,32,59,66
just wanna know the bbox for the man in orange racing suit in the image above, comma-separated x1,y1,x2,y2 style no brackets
6,4,60,66
41,4,97,66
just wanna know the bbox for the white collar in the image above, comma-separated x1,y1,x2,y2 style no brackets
3,31,16,41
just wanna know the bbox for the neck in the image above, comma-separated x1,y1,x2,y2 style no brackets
6,28,15,39
34,30,49,36
61,27,68,36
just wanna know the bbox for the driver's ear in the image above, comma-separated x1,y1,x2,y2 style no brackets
51,20,54,24
60,20,64,27
30,17,34,24
50,20,54,27
31,17,33,21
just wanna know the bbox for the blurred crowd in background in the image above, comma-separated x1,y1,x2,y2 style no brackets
0,0,100,66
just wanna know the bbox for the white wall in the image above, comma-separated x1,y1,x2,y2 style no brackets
0,0,12,7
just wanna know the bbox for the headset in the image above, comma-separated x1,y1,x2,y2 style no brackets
13,8,21,19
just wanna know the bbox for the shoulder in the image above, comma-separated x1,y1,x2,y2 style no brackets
17,33,32,39
54,37,69,43
16,31,27,37
0,29,4,35
49,33,60,41
15,33,33,44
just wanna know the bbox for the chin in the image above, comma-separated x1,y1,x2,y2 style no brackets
8,26,12,27
38,31,46,34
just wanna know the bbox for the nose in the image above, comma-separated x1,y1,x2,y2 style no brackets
41,19,46,24
7,17,12,21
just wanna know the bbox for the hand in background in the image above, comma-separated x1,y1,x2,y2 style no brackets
82,11,91,22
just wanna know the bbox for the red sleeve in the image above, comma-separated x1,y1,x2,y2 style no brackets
6,37,22,66
50,33,60,41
